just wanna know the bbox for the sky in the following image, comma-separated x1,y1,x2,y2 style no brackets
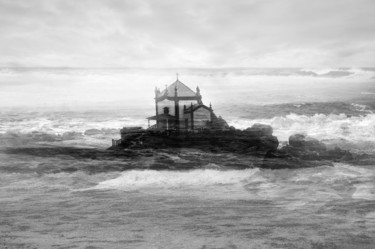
0,0,374,68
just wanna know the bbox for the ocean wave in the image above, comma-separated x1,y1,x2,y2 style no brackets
248,164,375,201
0,132,115,148
300,67,375,79
230,113,375,153
2,110,375,153
231,113,375,141
300,68,352,77
0,115,145,135
93,169,261,190
232,102,373,120
0,112,147,147
90,164,375,201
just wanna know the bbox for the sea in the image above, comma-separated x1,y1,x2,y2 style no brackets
1,67,375,248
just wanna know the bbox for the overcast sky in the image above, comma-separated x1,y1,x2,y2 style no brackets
0,0,374,68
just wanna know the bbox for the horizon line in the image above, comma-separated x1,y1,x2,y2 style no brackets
1,66,374,70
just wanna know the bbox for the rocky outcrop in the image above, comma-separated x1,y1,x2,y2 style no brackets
261,133,354,169
211,115,230,130
288,134,326,152
110,124,278,155
245,123,273,136
108,127,365,170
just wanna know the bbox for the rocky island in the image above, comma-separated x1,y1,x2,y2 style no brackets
107,78,364,170
108,124,360,170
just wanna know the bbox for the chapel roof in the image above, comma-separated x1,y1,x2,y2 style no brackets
159,79,197,97
184,104,211,113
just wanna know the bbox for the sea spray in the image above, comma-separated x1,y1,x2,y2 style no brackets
229,113,375,152
2,111,375,152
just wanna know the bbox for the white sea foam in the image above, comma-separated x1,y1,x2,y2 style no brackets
4,112,375,143
92,164,375,200
229,113,375,152
94,169,261,191
0,116,146,135
2,111,375,152
250,164,375,201
0,112,149,148
352,184,375,200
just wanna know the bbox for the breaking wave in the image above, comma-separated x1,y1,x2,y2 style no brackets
0,113,146,135
230,113,375,153
0,112,147,147
2,108,375,153
94,169,260,190
91,164,375,200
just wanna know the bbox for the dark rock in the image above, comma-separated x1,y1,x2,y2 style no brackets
262,155,333,169
261,150,335,169
263,133,357,169
245,123,273,136
330,146,354,161
258,135,279,152
289,134,326,152
112,124,279,155
105,127,370,170
121,149,140,157
149,163,171,170
211,115,230,130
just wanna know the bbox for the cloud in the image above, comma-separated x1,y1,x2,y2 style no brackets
0,0,374,67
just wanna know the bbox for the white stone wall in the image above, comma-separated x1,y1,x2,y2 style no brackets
157,99,199,120
157,99,175,116
179,100,198,120
193,108,211,128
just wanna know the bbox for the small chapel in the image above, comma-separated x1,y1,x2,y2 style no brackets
147,76,228,131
